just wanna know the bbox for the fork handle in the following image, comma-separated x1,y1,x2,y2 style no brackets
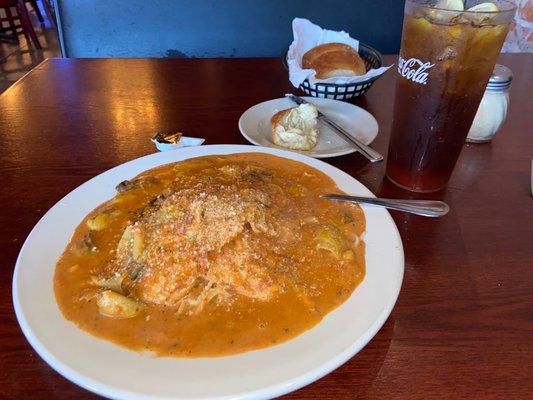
323,194,450,217
318,116,383,163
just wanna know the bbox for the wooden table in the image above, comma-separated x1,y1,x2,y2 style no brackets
1,55,532,399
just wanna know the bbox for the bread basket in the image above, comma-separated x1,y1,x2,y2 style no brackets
284,42,384,101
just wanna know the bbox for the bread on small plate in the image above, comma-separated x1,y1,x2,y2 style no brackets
302,42,366,79
270,103,319,150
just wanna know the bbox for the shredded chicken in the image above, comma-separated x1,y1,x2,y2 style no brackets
95,164,296,314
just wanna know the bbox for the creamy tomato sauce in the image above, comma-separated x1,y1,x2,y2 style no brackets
54,153,365,357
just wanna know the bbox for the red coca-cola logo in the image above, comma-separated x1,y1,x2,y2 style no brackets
398,56,434,85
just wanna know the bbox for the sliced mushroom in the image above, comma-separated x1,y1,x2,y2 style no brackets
115,180,135,194
74,232,98,254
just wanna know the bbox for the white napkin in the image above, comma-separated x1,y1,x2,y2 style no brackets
151,136,205,152
287,18,392,87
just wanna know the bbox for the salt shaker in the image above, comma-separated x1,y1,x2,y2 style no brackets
467,64,513,143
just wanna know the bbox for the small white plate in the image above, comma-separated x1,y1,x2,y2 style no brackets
238,97,378,158
13,145,403,400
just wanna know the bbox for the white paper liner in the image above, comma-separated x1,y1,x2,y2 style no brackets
287,18,391,87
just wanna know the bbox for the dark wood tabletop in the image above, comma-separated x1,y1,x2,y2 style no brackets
1,54,532,399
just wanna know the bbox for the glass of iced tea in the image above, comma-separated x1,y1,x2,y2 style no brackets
386,0,516,192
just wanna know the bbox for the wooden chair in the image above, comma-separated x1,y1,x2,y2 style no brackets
0,0,41,49
39,0,56,28
26,1,44,25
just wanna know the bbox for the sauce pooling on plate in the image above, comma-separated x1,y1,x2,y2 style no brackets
54,153,365,357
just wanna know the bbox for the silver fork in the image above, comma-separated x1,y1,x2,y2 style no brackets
322,194,450,217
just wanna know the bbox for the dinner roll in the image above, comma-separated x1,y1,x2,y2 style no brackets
271,103,319,150
302,42,366,79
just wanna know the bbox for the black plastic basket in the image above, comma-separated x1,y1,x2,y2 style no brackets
284,42,384,101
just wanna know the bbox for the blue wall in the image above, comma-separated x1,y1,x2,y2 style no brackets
57,0,404,58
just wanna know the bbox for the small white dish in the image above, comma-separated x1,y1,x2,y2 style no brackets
13,145,403,400
151,136,205,152
238,97,378,158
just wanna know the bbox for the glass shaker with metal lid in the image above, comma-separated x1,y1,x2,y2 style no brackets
467,64,513,143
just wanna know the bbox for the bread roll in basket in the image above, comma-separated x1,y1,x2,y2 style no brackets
302,43,367,79
284,42,383,101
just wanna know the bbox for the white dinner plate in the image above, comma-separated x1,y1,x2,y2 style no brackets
13,145,403,400
238,97,379,158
